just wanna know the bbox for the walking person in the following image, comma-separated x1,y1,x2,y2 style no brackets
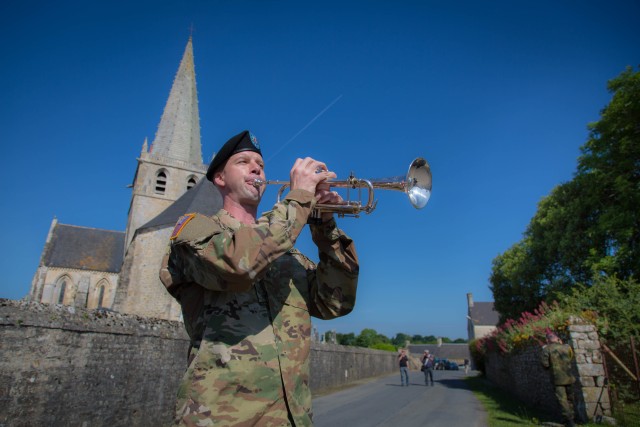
541,331,576,427
421,350,435,386
398,349,410,386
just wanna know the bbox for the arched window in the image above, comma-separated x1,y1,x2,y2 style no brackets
57,280,67,305
187,176,197,190
155,170,167,194
98,285,105,308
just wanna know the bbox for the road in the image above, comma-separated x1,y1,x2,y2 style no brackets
312,369,487,427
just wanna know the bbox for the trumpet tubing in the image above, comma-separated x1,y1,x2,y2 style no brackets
254,157,432,217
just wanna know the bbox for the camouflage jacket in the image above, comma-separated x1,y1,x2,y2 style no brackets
159,189,359,426
541,342,576,385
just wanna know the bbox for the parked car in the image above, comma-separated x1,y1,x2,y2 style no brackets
434,358,448,370
446,361,459,370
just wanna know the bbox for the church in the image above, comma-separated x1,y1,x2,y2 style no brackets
29,38,221,321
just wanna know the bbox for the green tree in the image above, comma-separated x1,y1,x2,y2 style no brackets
560,276,640,342
391,333,411,347
411,334,425,343
336,332,356,346
490,66,640,321
355,328,380,348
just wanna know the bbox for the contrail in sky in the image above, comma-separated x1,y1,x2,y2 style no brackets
266,94,343,162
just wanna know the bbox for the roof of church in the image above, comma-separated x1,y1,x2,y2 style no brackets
43,224,125,273
469,301,500,326
138,178,222,231
149,37,203,165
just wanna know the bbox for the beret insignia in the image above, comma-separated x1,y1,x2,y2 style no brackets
249,132,260,149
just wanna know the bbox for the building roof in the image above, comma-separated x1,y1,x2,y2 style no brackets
408,343,470,360
470,301,500,326
43,224,125,273
138,177,222,231
150,37,203,165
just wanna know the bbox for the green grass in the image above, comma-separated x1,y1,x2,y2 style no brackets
612,401,640,427
464,375,608,427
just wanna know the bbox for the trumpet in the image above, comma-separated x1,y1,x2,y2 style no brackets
252,157,432,217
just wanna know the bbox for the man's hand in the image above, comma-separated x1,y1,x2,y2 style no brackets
289,157,336,194
315,181,342,221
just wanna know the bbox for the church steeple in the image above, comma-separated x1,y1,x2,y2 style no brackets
124,37,207,251
150,37,203,165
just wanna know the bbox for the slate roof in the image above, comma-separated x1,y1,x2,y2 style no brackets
138,178,222,231
469,301,500,326
43,224,125,273
408,343,470,360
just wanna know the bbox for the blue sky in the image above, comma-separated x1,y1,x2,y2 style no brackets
1,1,638,340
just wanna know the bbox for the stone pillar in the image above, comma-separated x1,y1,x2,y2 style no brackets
74,275,90,307
568,318,610,421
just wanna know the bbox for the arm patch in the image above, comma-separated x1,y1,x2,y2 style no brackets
170,214,196,240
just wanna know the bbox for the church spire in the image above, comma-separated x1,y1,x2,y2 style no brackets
150,37,203,165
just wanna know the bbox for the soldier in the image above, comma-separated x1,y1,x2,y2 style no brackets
160,130,359,426
541,331,576,427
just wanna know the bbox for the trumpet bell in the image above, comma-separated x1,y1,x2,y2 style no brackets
406,157,432,209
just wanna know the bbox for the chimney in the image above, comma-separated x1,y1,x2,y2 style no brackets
467,292,474,308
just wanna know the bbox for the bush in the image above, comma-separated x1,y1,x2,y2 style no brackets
370,342,396,352
473,301,576,370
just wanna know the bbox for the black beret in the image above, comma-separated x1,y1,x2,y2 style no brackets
206,130,262,182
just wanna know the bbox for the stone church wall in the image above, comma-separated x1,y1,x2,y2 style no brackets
33,267,119,309
114,227,181,321
0,300,397,427
484,319,610,423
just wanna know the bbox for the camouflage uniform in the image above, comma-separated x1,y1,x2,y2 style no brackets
541,342,576,425
160,189,359,426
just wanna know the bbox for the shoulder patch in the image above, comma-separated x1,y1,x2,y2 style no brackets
171,213,196,240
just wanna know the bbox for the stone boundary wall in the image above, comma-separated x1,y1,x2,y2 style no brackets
0,300,397,427
310,342,397,392
484,318,610,423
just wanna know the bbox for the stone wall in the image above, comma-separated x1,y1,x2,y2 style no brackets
113,227,182,321
0,300,397,427
484,318,610,423
310,343,397,392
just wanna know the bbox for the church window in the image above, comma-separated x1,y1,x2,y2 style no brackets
58,280,66,304
98,285,105,308
155,170,167,194
187,176,197,190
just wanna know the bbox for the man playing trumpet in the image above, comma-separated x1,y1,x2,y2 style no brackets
160,130,360,426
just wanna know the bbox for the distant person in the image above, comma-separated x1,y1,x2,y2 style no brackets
464,358,470,374
541,332,576,427
398,349,410,386
421,351,435,386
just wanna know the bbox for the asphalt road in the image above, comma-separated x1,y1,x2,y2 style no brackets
312,369,488,427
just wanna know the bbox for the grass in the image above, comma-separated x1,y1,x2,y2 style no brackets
611,400,640,427
464,375,608,427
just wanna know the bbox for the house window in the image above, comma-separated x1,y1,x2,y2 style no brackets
187,176,197,190
155,170,167,194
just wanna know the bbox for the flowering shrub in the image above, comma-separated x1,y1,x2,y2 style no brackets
470,301,581,373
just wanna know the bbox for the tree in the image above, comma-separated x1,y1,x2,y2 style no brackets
355,328,381,348
490,66,640,321
336,332,356,346
391,333,411,347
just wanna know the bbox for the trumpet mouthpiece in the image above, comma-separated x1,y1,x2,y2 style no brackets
252,178,266,187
